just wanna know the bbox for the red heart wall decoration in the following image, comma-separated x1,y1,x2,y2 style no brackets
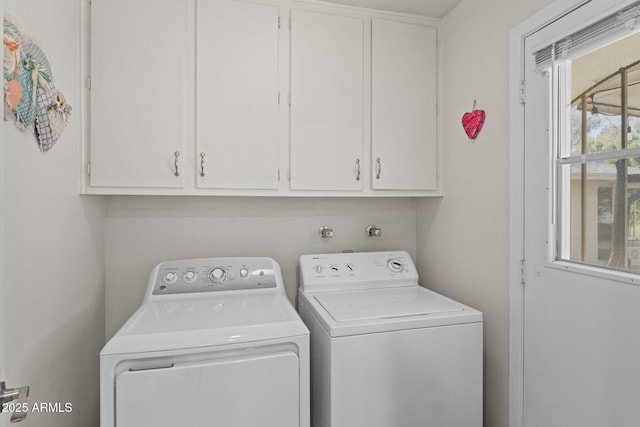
462,107,486,140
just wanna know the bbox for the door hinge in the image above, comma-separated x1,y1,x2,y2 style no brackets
277,168,280,181
520,258,526,285
87,161,91,176
288,17,292,30
86,76,91,90
278,16,280,29
519,80,526,104
288,93,291,106
278,92,280,105
288,169,291,181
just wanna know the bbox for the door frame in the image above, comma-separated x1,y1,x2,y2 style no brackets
508,0,640,425
509,1,592,425
508,3,586,423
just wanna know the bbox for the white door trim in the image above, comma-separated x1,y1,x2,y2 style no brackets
508,1,592,426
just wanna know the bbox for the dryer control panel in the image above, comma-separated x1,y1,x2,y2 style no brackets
299,251,419,293
149,257,278,296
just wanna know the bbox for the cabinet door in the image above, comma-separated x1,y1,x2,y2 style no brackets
197,0,280,190
90,0,186,188
371,19,437,191
290,10,364,191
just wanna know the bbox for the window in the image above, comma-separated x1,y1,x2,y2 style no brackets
550,27,640,273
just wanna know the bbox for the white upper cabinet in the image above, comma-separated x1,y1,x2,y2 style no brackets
86,0,440,196
371,19,437,191
289,9,364,191
90,0,187,188
196,0,280,190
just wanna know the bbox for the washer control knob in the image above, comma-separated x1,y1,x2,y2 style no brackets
184,271,197,283
387,259,403,273
209,267,226,284
330,265,340,272
314,265,323,274
239,268,249,279
163,272,178,284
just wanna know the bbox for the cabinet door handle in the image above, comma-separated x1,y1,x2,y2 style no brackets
200,152,206,177
355,159,361,181
174,151,180,177
376,157,381,180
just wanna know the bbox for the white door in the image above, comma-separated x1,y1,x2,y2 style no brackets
90,0,186,188
371,19,437,191
290,9,364,191
196,0,280,190
116,352,300,427
520,1,640,425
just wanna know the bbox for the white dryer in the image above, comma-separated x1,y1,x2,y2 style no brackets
297,251,482,427
101,257,309,427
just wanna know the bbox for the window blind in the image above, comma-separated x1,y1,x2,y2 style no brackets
535,0,640,70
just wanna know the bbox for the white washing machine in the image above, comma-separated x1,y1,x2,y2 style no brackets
297,251,482,427
101,257,309,427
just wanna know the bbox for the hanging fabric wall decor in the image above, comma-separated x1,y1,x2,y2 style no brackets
3,17,71,153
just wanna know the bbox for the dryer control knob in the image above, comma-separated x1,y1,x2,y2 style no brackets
163,272,178,284
209,267,226,284
314,265,324,274
184,271,197,283
239,268,249,279
387,259,403,273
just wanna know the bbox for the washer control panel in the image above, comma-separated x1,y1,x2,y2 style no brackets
151,257,278,296
299,251,419,293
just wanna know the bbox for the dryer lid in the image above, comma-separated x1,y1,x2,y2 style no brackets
101,292,309,355
127,292,292,334
314,286,463,322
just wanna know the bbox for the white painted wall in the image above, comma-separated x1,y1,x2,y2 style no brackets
3,0,589,426
0,3,5,427
3,1,105,426
104,196,417,338
415,0,554,426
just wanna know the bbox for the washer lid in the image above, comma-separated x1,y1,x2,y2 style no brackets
315,286,462,321
302,286,482,337
101,291,309,355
